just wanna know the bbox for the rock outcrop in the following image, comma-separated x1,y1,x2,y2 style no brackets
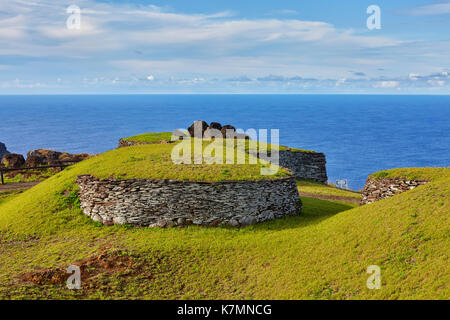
220,125,236,138
25,149,89,167
0,142,9,160
360,177,429,205
1,153,25,168
187,120,209,138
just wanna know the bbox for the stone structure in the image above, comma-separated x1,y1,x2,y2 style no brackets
188,120,209,138
118,121,328,183
1,153,25,168
255,150,327,183
0,142,9,160
76,175,301,228
25,149,89,167
360,177,429,205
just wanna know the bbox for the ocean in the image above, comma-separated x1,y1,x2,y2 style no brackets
1,94,449,190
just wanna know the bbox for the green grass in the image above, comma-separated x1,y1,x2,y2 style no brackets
370,167,449,181
296,179,361,199
0,190,25,206
2,168,58,184
123,132,173,144
0,156,448,299
78,142,290,182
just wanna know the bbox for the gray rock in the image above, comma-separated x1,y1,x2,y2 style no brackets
239,216,257,226
0,142,9,160
113,216,127,225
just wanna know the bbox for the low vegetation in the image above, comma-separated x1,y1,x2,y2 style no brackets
0,142,448,299
2,168,60,184
296,179,361,200
122,132,173,144
370,167,449,181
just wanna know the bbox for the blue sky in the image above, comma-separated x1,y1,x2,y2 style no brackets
0,0,449,94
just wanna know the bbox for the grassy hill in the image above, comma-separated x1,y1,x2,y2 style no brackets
124,131,315,152
0,142,448,299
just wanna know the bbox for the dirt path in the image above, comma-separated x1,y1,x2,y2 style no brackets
299,192,361,205
0,181,40,192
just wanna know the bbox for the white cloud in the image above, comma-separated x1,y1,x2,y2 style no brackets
271,9,298,15
373,81,399,88
147,75,154,81
407,3,450,16
427,80,445,87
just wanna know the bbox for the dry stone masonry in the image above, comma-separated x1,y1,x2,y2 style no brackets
256,150,327,183
76,175,302,228
360,177,429,205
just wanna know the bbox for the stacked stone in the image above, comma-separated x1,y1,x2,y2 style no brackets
360,177,429,205
188,120,243,139
254,150,328,183
76,175,302,228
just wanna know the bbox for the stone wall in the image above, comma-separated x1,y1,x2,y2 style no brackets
360,177,429,205
76,175,301,228
255,150,328,183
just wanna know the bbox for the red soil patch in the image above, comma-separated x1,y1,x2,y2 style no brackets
19,249,145,286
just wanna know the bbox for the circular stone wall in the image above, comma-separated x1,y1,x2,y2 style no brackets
76,175,301,227
360,177,429,205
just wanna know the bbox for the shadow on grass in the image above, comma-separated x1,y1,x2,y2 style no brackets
247,196,355,232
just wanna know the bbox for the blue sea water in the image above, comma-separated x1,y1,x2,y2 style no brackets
0,94,449,190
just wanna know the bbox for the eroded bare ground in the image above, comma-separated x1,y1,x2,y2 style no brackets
18,248,150,287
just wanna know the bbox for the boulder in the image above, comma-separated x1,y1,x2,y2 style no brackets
1,153,25,168
203,128,223,139
187,120,208,138
234,132,250,140
59,152,89,162
221,125,236,138
208,122,222,131
25,149,89,167
0,142,9,160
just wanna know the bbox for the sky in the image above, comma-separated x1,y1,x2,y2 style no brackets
0,0,449,94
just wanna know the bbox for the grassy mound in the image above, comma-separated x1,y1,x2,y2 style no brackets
124,132,315,152
370,167,449,181
122,132,173,144
24,142,289,183
0,161,448,299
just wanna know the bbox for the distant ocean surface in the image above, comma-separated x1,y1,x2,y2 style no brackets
1,94,449,190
